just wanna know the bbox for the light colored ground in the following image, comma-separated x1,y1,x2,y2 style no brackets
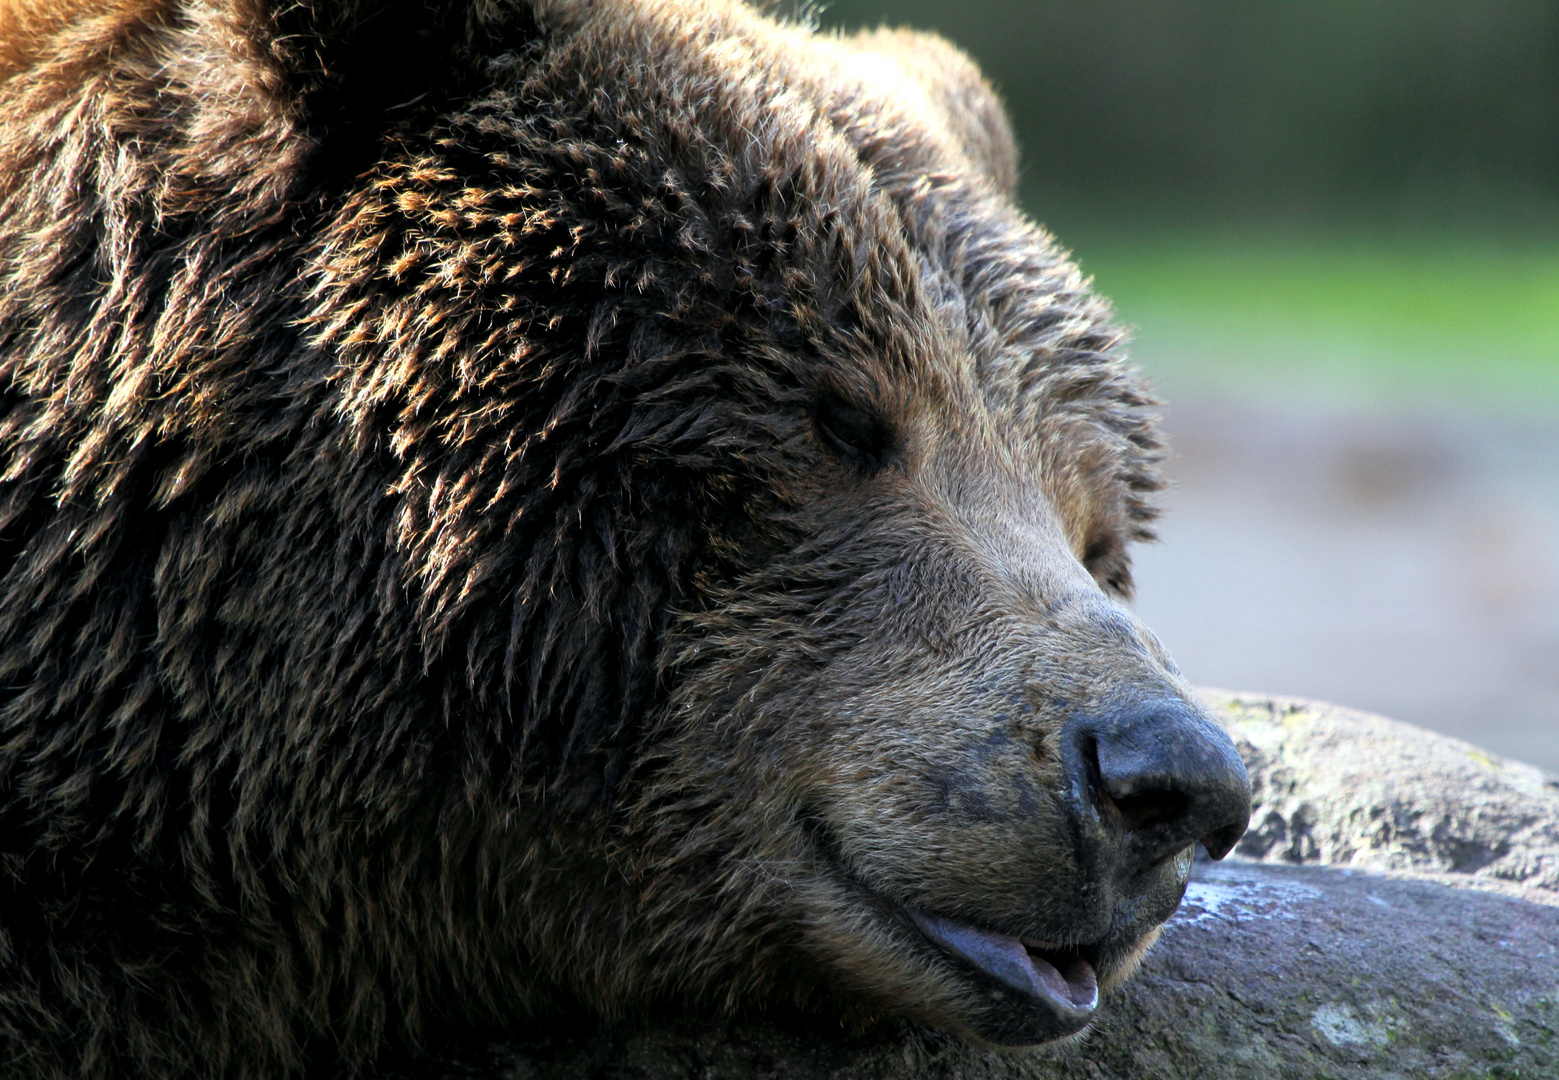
1133,396,1559,772
1091,238,1559,773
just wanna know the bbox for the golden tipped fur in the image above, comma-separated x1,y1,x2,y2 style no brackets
0,0,164,79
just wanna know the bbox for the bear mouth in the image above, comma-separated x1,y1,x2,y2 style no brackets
908,909,1100,1029
800,807,1108,1043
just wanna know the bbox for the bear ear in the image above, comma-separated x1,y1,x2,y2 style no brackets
843,27,1020,196
241,0,538,107
0,0,539,102
222,0,548,184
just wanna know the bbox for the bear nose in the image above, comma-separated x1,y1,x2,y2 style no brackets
1068,698,1252,870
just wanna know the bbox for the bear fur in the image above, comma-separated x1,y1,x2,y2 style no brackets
0,1,1240,1077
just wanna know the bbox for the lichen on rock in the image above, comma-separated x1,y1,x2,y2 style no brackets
1209,689,1559,895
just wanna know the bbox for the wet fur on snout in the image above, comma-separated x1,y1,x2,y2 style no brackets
0,0,1185,1075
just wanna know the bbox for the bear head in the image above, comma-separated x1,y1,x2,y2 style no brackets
0,0,1251,1069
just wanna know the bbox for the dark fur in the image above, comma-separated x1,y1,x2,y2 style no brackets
0,1,1175,1076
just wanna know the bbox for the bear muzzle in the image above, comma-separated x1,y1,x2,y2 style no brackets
895,694,1251,1045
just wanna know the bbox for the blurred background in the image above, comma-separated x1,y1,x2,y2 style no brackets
818,0,1559,770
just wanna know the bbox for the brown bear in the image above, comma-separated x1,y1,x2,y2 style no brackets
0,0,1251,1077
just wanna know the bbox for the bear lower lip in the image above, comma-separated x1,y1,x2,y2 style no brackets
908,910,1099,1018
798,808,1107,1041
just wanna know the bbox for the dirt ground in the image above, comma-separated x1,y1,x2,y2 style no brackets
1132,395,1559,773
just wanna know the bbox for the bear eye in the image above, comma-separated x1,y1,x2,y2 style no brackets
815,393,895,469
1082,534,1134,598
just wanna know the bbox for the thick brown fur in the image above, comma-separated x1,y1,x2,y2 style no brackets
0,1,1199,1077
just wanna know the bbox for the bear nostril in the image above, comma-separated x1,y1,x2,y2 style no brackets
1106,789,1188,832
1198,820,1248,861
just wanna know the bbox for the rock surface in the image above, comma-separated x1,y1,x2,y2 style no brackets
1209,689,1559,894
375,695,1559,1079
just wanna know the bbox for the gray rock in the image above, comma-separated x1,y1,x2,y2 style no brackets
1085,857,1559,1080
376,696,1559,1079
1208,689,1559,894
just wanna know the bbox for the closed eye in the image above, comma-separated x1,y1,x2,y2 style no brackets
1082,534,1134,598
815,393,896,470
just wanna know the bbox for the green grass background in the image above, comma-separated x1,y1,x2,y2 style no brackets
812,0,1559,410
1066,233,1559,408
